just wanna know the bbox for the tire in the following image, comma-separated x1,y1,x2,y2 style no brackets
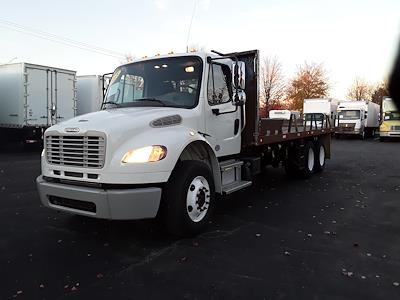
379,136,385,142
284,146,298,178
159,160,215,237
298,141,315,179
314,142,326,173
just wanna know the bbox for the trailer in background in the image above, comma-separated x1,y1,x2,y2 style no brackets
379,97,400,141
336,100,380,139
303,98,338,127
76,75,104,115
0,63,76,144
269,109,300,120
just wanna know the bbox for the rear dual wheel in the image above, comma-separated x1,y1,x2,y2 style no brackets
285,140,325,178
298,141,315,178
314,142,326,173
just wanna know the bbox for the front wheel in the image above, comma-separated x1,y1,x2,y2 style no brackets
159,161,215,237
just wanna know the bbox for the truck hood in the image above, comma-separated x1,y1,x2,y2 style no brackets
47,107,198,137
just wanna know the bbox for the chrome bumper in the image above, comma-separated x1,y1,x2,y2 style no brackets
36,175,162,220
379,131,400,137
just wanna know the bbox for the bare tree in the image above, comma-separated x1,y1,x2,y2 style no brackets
260,56,286,112
371,80,389,105
286,62,329,110
347,77,373,101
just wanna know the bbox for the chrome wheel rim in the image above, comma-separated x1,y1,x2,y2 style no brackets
186,176,210,222
319,145,325,167
307,147,315,171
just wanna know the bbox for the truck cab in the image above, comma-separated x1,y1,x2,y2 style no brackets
379,97,400,141
336,100,380,139
337,107,365,135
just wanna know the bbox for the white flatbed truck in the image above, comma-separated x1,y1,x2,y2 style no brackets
36,50,334,236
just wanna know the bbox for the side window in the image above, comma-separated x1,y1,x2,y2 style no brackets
207,64,232,105
123,74,144,101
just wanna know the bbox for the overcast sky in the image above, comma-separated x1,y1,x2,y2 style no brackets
1,0,399,98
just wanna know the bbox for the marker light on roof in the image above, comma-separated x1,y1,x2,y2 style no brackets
185,66,195,73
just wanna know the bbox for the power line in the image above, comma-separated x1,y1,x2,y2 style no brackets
0,18,126,59
186,0,197,52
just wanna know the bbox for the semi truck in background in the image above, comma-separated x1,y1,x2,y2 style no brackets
379,97,400,141
36,50,334,236
303,98,338,127
0,63,77,144
269,110,300,120
76,74,112,115
335,100,380,139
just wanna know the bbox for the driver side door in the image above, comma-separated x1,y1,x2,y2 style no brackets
205,63,241,157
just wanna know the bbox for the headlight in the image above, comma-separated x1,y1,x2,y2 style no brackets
121,146,167,163
41,149,45,157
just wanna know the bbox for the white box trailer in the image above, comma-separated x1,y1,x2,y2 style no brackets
0,62,77,143
76,75,104,115
336,100,380,138
303,98,338,127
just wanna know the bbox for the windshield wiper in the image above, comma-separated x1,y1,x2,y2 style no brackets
102,101,121,108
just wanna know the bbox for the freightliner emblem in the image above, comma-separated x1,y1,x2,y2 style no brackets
65,127,80,133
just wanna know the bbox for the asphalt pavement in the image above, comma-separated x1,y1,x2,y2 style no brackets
0,138,400,300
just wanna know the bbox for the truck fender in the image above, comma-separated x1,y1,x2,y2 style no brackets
174,137,222,194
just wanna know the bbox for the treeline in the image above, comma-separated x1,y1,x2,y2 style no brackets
259,57,390,117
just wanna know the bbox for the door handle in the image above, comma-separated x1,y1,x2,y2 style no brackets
234,119,240,134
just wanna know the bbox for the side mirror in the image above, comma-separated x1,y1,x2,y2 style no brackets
232,61,246,106
232,61,246,90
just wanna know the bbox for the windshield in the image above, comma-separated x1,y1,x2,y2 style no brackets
305,113,324,121
338,110,360,120
104,56,203,109
382,99,398,112
384,112,400,121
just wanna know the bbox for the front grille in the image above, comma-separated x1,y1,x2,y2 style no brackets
391,125,400,131
46,134,106,168
338,123,355,131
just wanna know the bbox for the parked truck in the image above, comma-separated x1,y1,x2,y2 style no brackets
269,110,300,120
76,74,112,115
76,75,103,115
379,97,400,141
36,50,334,236
0,63,77,144
303,98,338,128
335,100,380,139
